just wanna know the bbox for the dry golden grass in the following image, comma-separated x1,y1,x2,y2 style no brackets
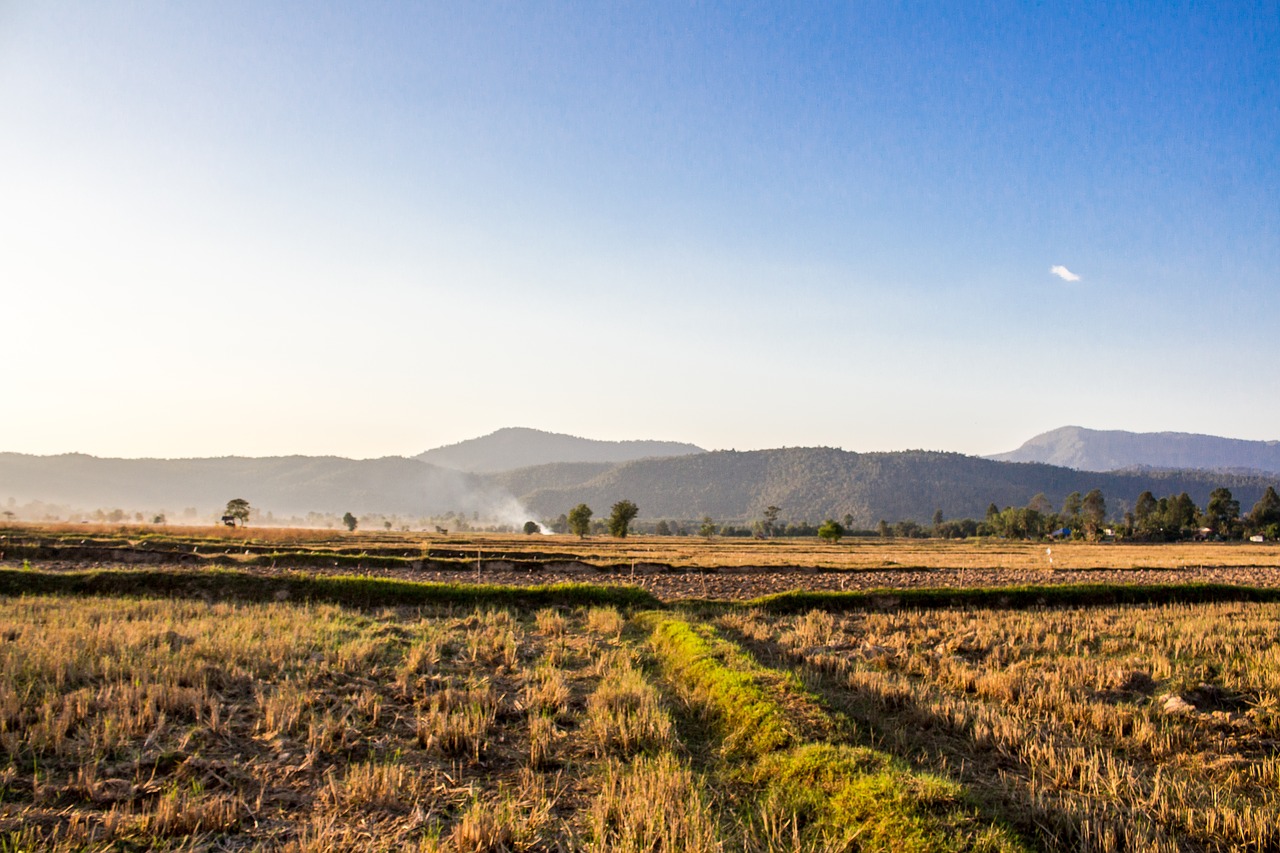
585,649,675,758
10,577,1274,851
0,595,634,850
586,605,626,637
416,682,498,761
587,753,722,852
721,601,1280,851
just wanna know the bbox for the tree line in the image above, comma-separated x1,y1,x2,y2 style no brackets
977,486,1280,542
542,485,1280,543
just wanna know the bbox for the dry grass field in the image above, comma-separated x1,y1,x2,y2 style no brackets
719,601,1280,852
4,523,1280,850
3,586,1280,850
1,594,1028,852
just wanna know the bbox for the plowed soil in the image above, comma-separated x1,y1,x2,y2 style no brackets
10,558,1280,601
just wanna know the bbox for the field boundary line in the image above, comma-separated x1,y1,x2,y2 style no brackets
0,567,660,610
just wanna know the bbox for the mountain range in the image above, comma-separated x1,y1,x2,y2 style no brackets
493,449,1278,525
415,427,704,472
989,426,1280,475
3,426,1278,526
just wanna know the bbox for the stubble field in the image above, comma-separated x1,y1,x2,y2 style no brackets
3,524,1280,850
6,523,1280,600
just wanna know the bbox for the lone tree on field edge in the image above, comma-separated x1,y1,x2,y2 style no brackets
818,519,845,543
608,500,639,538
223,498,251,527
762,505,781,538
343,512,358,532
568,504,593,538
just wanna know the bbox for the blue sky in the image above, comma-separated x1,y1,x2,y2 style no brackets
2,2,1277,458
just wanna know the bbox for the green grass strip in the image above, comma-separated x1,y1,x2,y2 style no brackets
644,612,1031,852
646,613,798,758
737,582,1280,613
0,568,660,610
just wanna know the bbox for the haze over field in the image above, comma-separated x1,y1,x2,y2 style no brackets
1,4,1277,460
5,425,1279,527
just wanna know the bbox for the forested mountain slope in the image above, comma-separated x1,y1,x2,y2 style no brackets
506,448,1279,525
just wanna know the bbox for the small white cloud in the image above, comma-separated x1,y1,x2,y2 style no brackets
1050,265,1081,282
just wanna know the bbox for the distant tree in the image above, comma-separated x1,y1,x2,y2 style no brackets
1247,486,1280,534
894,520,923,538
985,503,999,522
1027,494,1054,515
523,520,540,535
608,500,639,538
551,514,569,534
937,518,980,539
989,506,1046,539
1205,488,1240,537
224,498,251,527
152,513,166,525
817,519,845,543
655,520,671,536
384,520,393,530
763,505,781,538
699,516,717,539
1134,491,1158,537
931,509,944,531
568,504,593,538
1082,489,1106,540
343,512,357,532
1161,492,1199,538
843,513,856,531
2,510,15,522
877,519,891,538
1023,507,1047,539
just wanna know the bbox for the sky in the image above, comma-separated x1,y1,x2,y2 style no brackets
1,2,1277,460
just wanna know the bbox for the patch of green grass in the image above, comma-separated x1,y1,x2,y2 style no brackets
739,582,1280,613
756,743,1023,853
0,568,660,610
645,614,796,759
644,612,1031,853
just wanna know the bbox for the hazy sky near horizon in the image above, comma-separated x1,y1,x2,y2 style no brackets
2,2,1277,460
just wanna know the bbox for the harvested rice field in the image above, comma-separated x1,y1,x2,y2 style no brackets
3,585,1279,851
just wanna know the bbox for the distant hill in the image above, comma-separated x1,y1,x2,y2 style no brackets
989,426,1280,474
415,427,705,473
488,447,1280,526
0,452,509,519
5,444,1277,528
